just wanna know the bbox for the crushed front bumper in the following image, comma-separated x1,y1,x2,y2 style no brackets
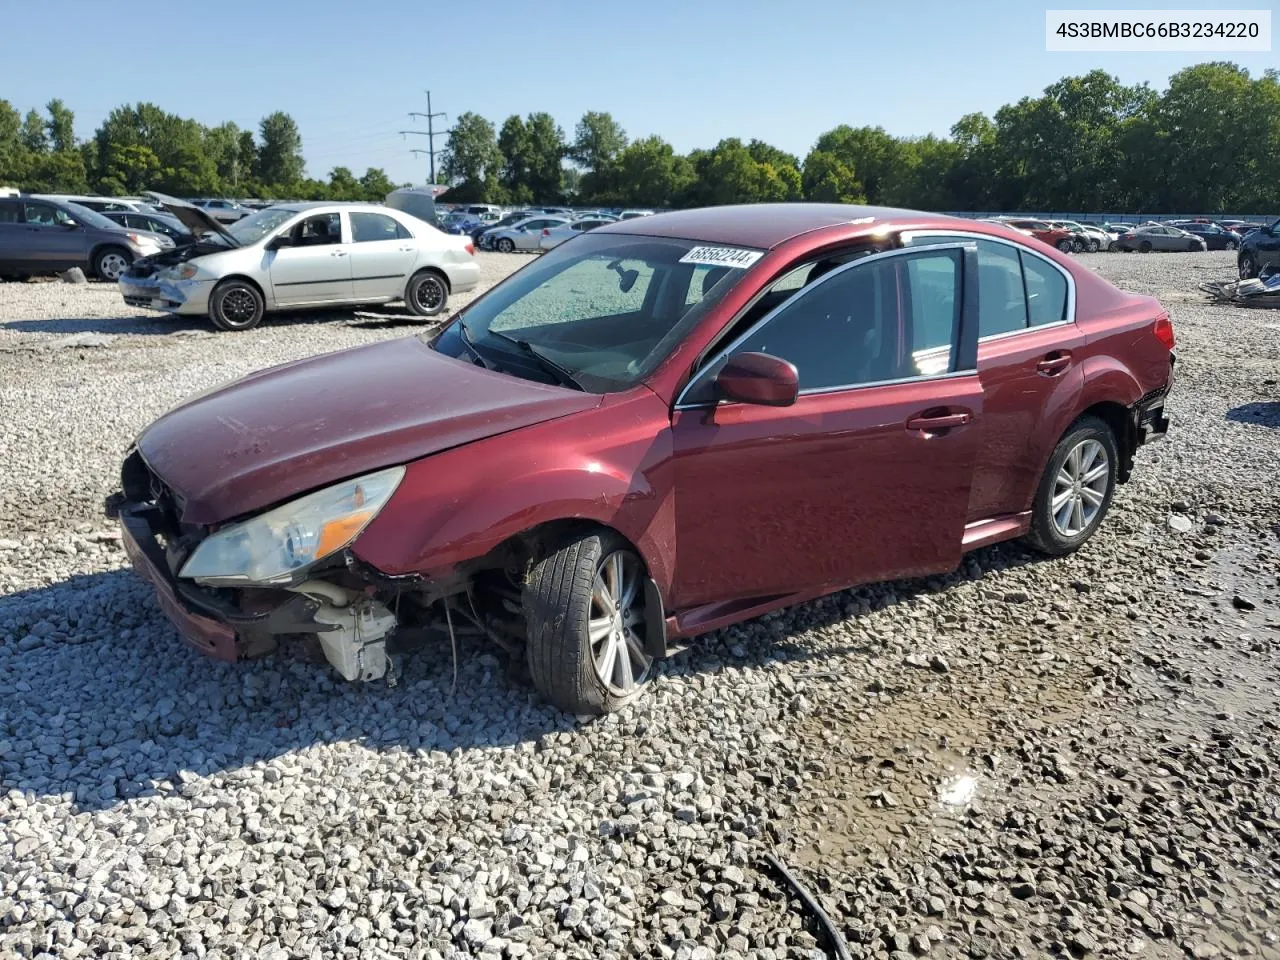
117,502,329,661
118,275,214,315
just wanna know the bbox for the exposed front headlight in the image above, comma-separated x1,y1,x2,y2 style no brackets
179,466,405,585
170,262,201,280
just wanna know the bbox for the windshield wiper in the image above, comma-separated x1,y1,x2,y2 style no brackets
455,319,498,369
487,329,585,391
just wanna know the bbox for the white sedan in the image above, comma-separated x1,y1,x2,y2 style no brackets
118,193,480,331
537,217,618,251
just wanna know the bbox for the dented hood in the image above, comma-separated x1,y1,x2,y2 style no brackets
136,338,600,524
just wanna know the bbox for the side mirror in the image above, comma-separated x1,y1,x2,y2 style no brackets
267,234,292,250
715,352,799,407
62,219,79,228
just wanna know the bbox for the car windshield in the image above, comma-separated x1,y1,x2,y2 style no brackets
64,203,119,230
225,207,298,244
433,232,755,392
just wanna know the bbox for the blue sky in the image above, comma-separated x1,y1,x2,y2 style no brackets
5,0,1276,185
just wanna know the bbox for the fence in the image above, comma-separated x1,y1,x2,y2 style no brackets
947,211,1279,225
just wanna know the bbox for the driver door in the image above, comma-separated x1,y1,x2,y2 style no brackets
21,202,87,269
268,212,354,305
669,244,983,610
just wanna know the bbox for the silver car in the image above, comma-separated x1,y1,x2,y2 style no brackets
486,216,569,253
118,193,481,331
538,217,618,251
1113,225,1208,253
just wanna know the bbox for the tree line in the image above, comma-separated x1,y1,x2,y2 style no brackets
2,62,1277,213
0,100,398,202
441,62,1280,213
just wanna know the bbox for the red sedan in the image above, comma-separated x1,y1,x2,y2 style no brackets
112,204,1175,713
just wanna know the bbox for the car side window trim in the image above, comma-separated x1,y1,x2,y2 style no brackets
674,242,977,410
899,229,1076,341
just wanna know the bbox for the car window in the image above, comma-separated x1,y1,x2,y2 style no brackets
1021,253,1068,326
724,249,965,393
905,235,1029,339
350,212,402,243
23,202,72,226
292,213,342,246
0,201,18,224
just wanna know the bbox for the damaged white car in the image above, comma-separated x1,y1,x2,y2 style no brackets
118,192,481,331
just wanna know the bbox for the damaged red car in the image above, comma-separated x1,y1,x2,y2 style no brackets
112,204,1175,714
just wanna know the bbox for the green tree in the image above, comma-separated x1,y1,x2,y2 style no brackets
809,125,907,204
327,165,360,198
524,112,566,202
44,98,75,153
497,114,533,204
571,111,628,171
0,100,23,184
596,135,693,208
254,111,304,187
441,111,503,201
359,167,396,201
97,143,162,194
21,109,47,153
801,150,864,203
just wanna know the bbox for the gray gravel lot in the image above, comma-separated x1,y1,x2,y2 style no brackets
1,250,1278,960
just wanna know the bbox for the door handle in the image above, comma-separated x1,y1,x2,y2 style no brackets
330,249,348,257
1036,351,1072,376
398,245,416,252
906,411,971,432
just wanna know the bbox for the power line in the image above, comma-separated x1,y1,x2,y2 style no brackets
400,90,450,186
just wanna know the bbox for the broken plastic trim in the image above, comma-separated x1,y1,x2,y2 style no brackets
760,852,852,960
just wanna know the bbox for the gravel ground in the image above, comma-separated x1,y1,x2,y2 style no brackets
1,250,1278,960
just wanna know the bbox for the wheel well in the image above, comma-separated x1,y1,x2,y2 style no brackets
215,274,266,301
1075,401,1135,482
411,266,450,293
90,242,130,262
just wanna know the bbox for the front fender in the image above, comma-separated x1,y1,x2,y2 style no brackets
351,392,678,599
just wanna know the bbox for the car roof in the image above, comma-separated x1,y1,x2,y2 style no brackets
593,203,971,249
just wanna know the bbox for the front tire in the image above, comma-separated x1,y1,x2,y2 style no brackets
93,246,132,282
209,279,264,331
1057,239,1074,253
1225,239,1238,251
1086,238,1100,253
405,269,448,317
1024,416,1118,557
496,237,515,253
1139,241,1152,253
523,532,655,714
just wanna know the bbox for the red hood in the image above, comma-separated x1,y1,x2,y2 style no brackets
137,338,600,524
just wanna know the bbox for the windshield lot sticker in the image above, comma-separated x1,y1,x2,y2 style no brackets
679,246,763,269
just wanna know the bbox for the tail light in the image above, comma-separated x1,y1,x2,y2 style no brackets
1154,314,1176,350
464,243,475,256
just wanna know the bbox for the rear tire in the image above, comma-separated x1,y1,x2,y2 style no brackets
1024,416,1118,557
497,238,515,253
1086,238,1100,253
1226,239,1238,251
93,246,132,282
1057,239,1074,253
405,269,449,317
523,532,655,715
209,279,264,331
1139,241,1152,253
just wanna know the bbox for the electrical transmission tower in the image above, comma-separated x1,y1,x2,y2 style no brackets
400,91,449,187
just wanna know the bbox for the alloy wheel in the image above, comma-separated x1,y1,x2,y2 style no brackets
221,288,258,326
414,275,445,311
99,253,128,281
587,550,652,697
1050,439,1109,537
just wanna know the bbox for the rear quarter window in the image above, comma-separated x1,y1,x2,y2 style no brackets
1021,253,1068,326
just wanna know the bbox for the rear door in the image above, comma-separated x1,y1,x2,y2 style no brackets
348,211,417,300
670,244,983,609
268,212,353,305
906,232,1082,522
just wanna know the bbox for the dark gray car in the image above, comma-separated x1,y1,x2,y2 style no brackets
0,197,170,281
1112,225,1207,253
103,210,194,246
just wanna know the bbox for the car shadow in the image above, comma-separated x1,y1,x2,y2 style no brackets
1226,401,1280,428
0,541,1041,813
